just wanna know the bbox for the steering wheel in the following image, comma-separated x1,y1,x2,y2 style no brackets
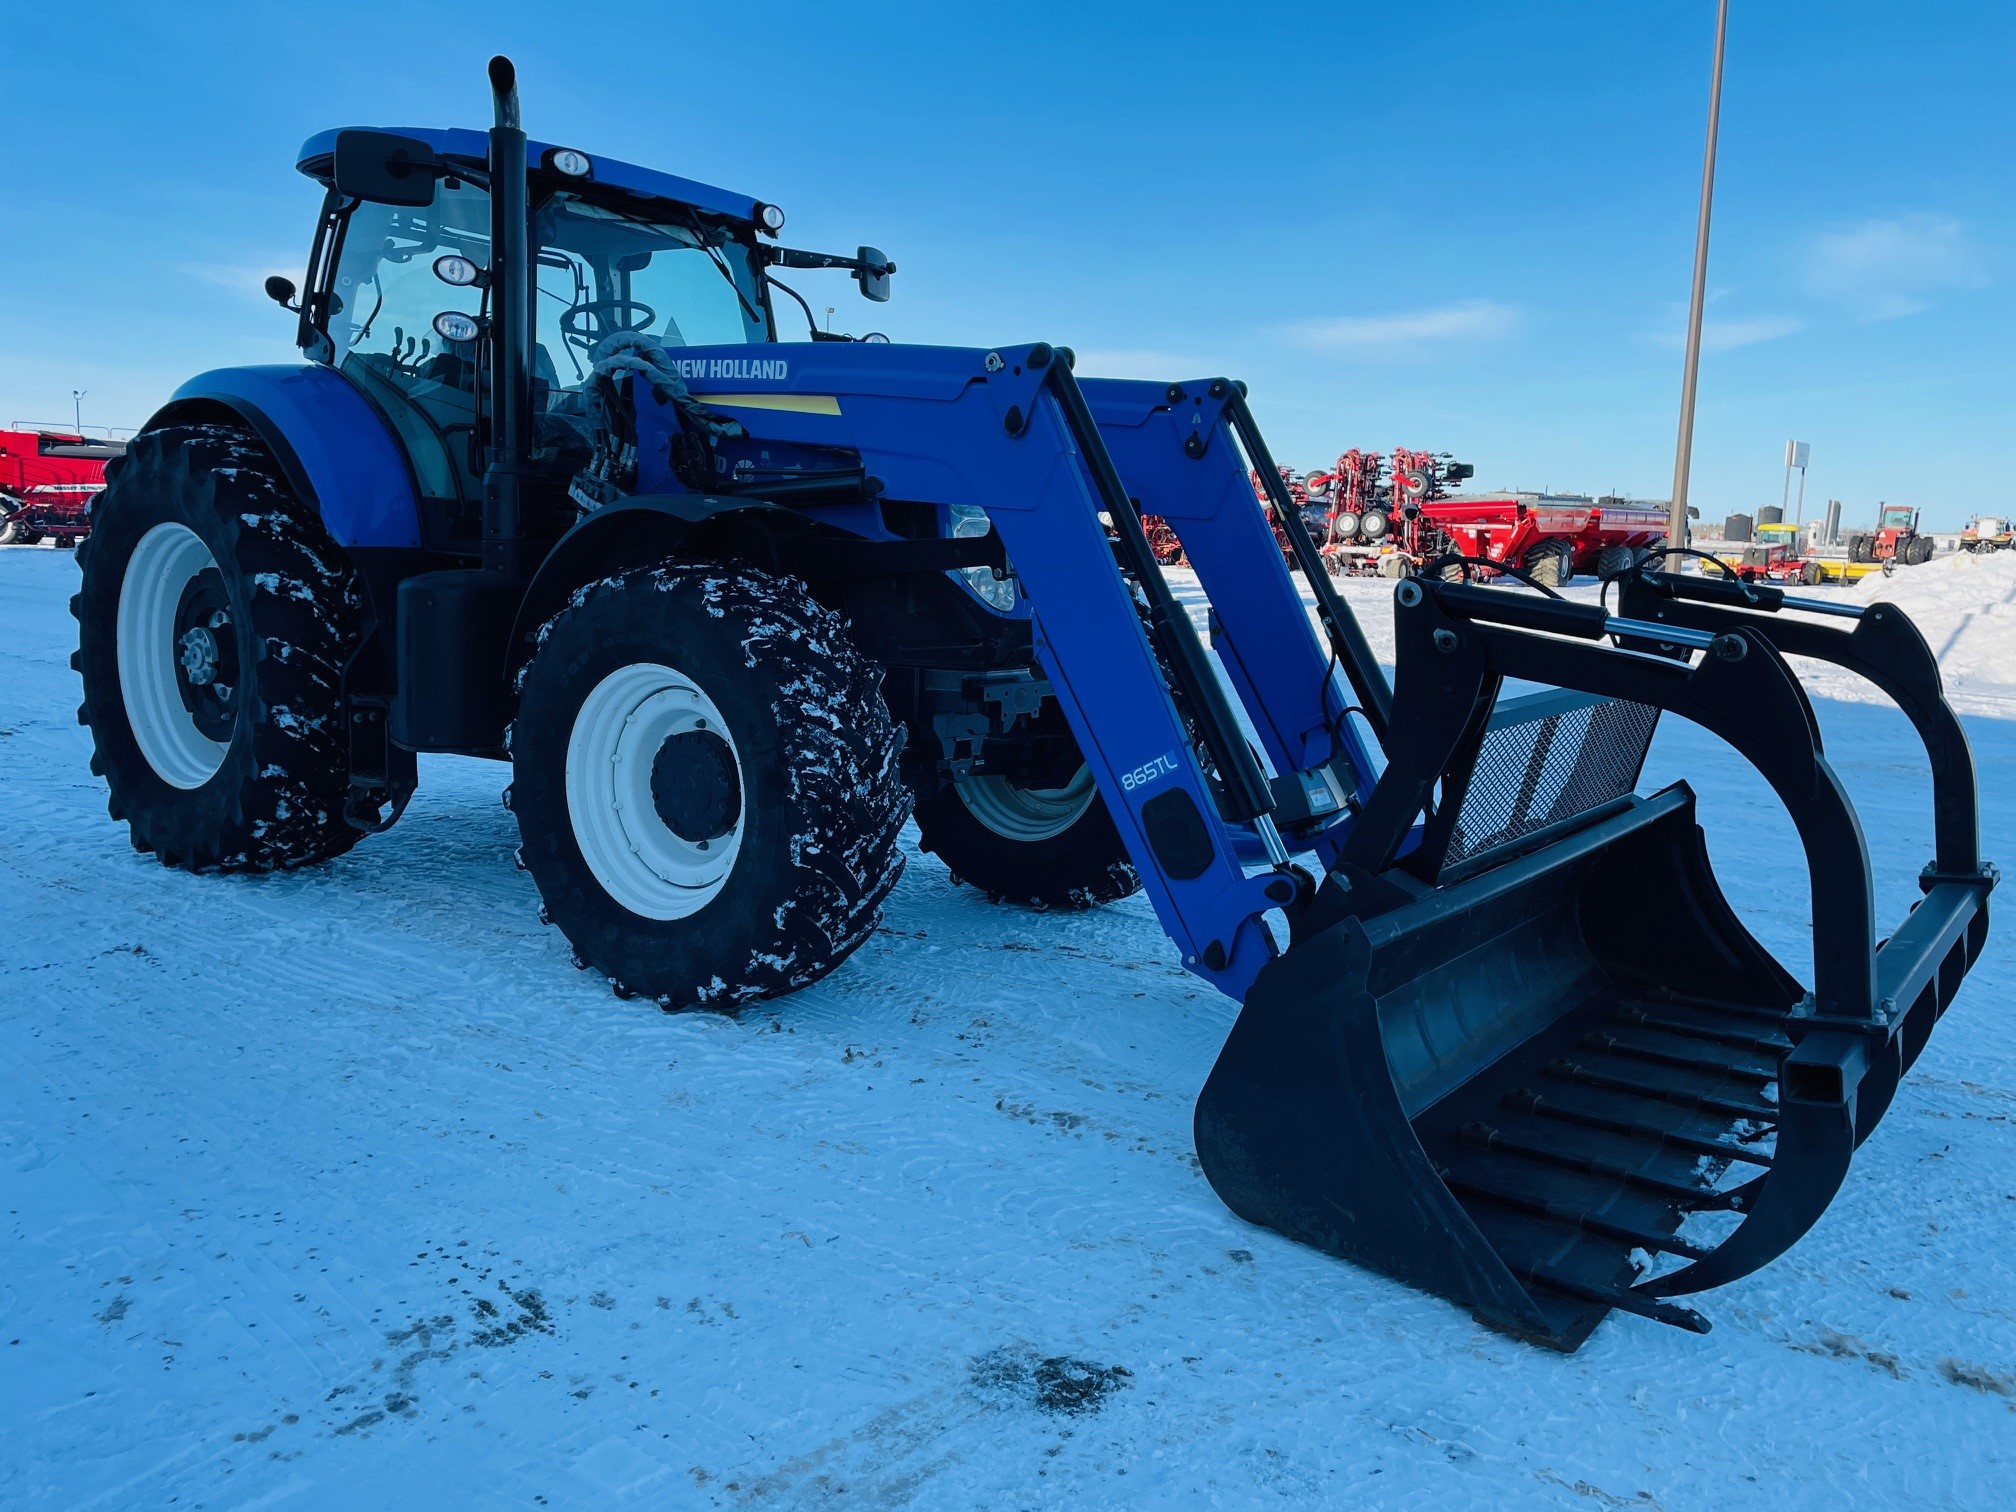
560,298,658,347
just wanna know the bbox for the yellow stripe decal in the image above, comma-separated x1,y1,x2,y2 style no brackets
692,393,842,416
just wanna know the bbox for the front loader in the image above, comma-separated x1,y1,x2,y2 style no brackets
73,59,1992,1349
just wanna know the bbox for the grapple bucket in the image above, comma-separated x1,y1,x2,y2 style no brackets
1195,569,1993,1349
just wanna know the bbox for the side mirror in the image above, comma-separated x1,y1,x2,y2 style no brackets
264,275,298,310
1687,506,1701,520
854,246,893,303
333,129,440,207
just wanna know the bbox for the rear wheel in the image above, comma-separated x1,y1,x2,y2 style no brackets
510,563,910,1008
1847,534,1872,563
1523,537,1575,587
1594,544,1643,579
914,756,1140,910
1801,561,1825,586
71,424,365,872
1907,536,1935,565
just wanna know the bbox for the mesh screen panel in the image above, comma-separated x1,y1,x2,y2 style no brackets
1442,698,1660,868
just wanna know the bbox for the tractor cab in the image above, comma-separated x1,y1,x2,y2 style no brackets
286,126,888,555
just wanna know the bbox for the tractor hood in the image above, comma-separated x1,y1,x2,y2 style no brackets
295,127,762,225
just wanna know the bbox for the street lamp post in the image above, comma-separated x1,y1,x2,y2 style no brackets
1666,0,1730,554
73,390,87,435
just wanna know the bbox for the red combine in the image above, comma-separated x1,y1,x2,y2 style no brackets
0,426,126,546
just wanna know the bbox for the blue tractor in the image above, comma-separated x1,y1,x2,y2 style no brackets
74,59,1993,1349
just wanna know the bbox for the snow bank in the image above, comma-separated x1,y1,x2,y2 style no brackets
1808,550,2016,712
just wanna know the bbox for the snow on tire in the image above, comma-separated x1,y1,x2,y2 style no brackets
510,563,910,1010
71,424,365,872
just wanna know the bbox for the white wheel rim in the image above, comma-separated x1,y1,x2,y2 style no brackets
955,764,1096,843
564,662,745,921
117,522,230,789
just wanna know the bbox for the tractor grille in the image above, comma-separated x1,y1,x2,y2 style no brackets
1442,694,1660,869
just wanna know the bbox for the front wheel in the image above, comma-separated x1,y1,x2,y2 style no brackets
510,563,910,1009
914,761,1140,910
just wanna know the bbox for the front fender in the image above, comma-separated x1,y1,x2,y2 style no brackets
508,494,812,671
147,365,422,549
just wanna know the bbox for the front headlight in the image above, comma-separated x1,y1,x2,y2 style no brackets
948,504,1017,612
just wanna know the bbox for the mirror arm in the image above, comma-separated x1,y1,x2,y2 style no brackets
760,245,896,278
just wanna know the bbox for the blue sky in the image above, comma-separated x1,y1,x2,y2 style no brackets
4,1,2007,528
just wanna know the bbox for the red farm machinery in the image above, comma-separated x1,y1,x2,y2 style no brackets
1303,451,1669,585
0,426,127,546
1846,504,1934,567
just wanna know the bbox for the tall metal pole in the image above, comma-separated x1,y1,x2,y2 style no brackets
72,390,86,434
1666,0,1730,552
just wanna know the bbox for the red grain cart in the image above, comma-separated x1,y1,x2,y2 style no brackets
1402,492,1669,585
0,427,125,545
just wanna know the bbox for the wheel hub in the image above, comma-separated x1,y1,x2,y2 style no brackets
172,569,238,740
177,624,221,685
564,662,746,921
649,728,742,844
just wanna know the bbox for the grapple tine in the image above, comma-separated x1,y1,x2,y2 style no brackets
1502,1089,1774,1168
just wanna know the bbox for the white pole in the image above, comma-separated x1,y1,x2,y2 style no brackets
1666,0,1730,556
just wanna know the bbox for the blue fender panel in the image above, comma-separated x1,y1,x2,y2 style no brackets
154,366,422,549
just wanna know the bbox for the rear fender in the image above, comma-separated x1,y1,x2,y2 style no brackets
145,365,422,549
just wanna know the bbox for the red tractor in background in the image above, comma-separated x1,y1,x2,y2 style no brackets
0,426,126,546
1845,503,1933,566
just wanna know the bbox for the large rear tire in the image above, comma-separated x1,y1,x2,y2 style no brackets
510,563,910,1009
914,762,1140,910
71,425,365,872
1523,537,1575,587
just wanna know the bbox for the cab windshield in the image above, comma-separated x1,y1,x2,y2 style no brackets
534,191,768,390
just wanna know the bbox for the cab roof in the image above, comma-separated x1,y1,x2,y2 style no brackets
295,127,762,224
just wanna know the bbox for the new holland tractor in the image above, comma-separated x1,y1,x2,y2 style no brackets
73,59,1993,1350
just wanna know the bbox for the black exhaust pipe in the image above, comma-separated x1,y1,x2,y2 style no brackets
483,54,533,575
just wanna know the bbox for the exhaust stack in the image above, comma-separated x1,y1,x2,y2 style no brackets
483,54,533,575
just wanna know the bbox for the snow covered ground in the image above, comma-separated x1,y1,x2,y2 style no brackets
3,542,2013,1508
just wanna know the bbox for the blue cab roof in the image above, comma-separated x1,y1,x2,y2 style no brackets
295,127,761,223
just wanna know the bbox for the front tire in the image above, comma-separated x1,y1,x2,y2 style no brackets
914,762,1140,910
510,563,910,1009
72,425,365,872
